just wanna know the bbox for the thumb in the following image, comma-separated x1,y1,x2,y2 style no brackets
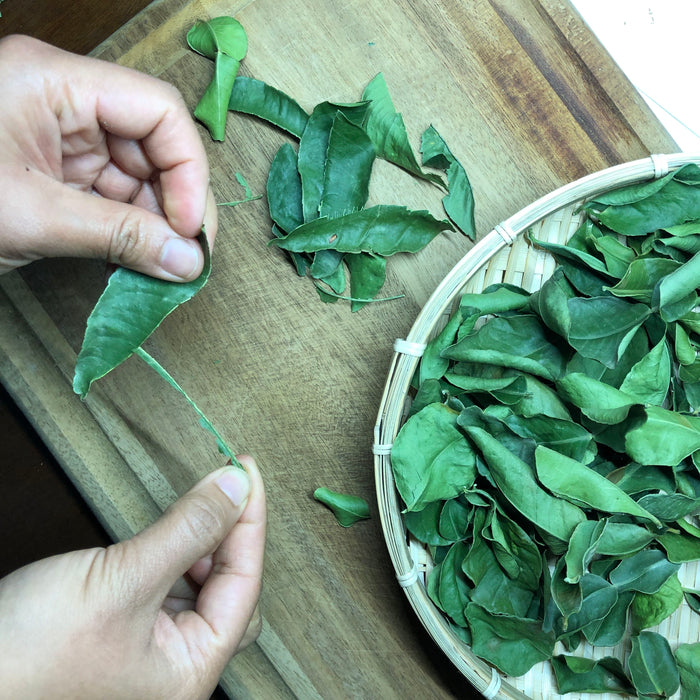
8,170,217,281
126,466,251,601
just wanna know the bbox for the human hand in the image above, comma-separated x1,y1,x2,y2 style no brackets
0,35,214,281
0,456,266,700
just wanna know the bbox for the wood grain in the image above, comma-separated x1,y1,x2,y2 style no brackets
0,0,678,697
0,0,151,54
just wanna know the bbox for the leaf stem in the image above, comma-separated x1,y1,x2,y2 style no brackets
134,347,242,468
218,172,262,207
313,282,405,304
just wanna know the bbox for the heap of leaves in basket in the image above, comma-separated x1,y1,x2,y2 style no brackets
391,164,700,697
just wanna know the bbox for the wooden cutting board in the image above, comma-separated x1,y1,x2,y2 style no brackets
0,0,677,697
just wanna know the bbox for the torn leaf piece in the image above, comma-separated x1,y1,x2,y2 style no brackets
361,73,444,186
313,488,370,527
421,124,475,239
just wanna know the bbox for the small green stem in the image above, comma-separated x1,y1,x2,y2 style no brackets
218,172,262,207
313,282,405,304
134,347,242,468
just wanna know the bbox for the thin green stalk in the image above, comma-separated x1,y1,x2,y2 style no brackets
313,282,405,304
218,172,262,207
134,347,242,468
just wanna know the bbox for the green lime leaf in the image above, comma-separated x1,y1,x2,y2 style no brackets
187,17,248,140
313,488,370,527
229,76,309,137
73,232,210,398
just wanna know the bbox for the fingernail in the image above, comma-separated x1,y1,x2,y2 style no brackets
215,468,250,507
160,238,201,280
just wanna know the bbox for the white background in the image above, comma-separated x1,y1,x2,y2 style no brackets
572,0,700,152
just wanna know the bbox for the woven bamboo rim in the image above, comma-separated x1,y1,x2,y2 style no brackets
374,153,700,699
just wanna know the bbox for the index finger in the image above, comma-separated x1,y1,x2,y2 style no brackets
49,44,210,237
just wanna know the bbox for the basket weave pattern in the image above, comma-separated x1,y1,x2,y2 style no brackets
374,154,700,700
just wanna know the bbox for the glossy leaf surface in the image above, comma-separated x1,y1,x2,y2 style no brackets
73,233,211,398
313,488,370,527
188,17,247,140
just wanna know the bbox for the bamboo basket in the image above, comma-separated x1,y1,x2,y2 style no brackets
373,153,700,700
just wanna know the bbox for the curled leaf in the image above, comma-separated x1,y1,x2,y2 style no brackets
421,124,475,239
187,17,248,140
313,487,370,527
229,76,309,137
73,233,211,398
361,73,444,186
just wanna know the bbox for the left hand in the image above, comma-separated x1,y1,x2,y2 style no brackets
0,35,215,281
0,456,266,699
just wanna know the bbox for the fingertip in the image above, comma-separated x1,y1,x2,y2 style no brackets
235,454,257,471
213,467,250,509
201,186,218,247
158,236,204,281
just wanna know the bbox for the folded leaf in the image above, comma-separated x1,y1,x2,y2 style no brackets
418,311,465,384
557,574,618,639
567,296,651,369
591,234,635,277
590,169,700,236
656,250,700,322
502,412,595,462
403,501,453,546
313,487,370,527
344,253,386,312
430,540,471,626
564,520,606,584
606,257,680,303
465,519,537,617
595,522,654,557
461,423,586,541
267,143,304,234
618,338,671,406
466,603,555,677
460,282,531,316
361,73,444,186
552,655,633,695
675,643,700,699
73,233,211,398
557,372,638,424
443,314,567,382
187,17,248,140
297,101,370,222
629,631,680,698
609,549,680,594
529,232,613,277
625,405,700,466
319,112,375,218
529,267,576,338
420,124,475,238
